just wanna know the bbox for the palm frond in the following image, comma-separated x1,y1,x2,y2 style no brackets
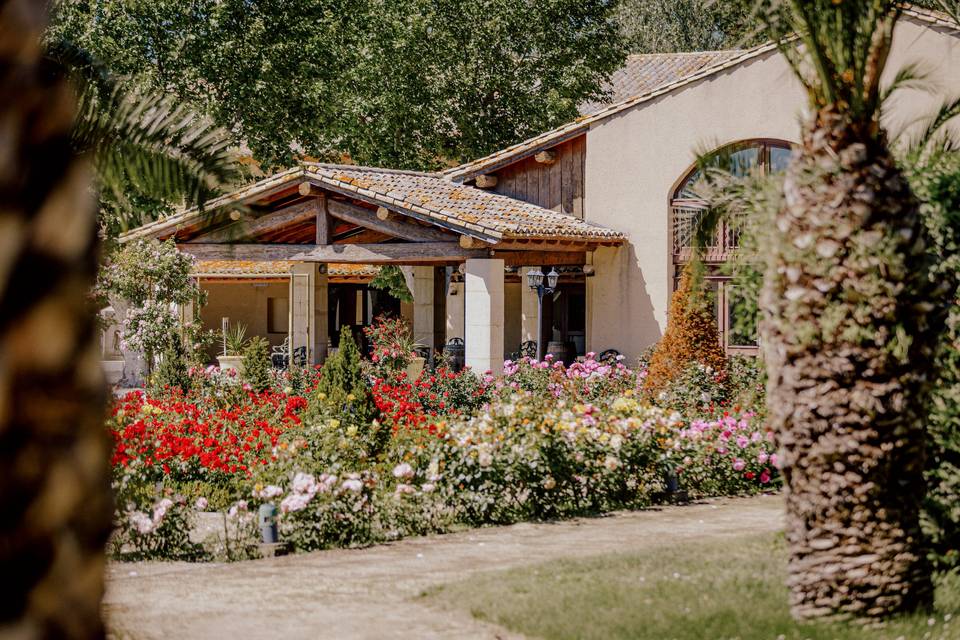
73,83,240,228
936,1,960,27
754,0,901,126
899,94,960,159
47,37,242,232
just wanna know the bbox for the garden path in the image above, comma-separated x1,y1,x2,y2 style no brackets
104,494,783,640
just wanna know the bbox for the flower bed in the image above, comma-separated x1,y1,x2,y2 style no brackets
107,319,775,561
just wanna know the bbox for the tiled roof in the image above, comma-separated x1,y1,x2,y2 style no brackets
580,50,743,116
194,260,379,277
902,4,958,29
302,164,623,243
122,163,625,245
443,42,780,183
444,7,959,183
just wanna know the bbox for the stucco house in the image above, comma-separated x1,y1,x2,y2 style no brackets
107,5,960,380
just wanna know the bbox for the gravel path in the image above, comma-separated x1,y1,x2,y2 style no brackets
104,494,784,640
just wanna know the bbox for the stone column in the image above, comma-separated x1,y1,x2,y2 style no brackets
464,258,505,375
520,267,539,343
291,263,328,365
314,265,329,364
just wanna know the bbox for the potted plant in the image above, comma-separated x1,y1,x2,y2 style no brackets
217,323,248,372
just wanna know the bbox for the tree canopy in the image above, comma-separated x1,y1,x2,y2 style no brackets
51,0,626,172
616,0,762,53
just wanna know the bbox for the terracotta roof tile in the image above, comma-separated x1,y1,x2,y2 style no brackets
580,51,743,116
195,260,380,277
442,43,781,182
303,164,624,243
123,164,624,245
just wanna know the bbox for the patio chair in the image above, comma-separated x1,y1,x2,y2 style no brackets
598,348,621,364
292,346,308,367
271,338,290,369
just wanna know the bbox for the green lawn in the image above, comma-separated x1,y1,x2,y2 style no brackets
425,533,960,640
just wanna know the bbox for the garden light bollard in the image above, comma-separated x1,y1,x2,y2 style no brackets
258,502,278,544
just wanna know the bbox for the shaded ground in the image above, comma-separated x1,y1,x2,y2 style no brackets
105,494,784,640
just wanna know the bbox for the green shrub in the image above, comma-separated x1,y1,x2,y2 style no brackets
241,336,273,392
150,339,191,394
644,264,726,395
908,149,960,574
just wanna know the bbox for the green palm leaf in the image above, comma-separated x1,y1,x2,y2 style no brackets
47,38,242,232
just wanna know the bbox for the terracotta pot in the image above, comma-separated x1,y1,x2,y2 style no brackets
217,355,244,373
405,356,425,381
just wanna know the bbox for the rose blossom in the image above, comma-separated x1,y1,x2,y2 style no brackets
392,463,414,480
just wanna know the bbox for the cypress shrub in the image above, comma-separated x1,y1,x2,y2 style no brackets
644,263,726,394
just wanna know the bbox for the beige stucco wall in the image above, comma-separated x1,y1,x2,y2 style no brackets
585,17,960,363
201,281,290,361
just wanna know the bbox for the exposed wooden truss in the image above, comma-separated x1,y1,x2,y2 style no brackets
326,199,454,243
178,242,586,268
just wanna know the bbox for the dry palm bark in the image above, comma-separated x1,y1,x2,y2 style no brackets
0,1,112,638
761,106,942,618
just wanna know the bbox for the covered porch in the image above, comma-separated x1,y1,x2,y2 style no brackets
123,163,623,374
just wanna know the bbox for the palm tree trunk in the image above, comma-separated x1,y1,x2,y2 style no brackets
761,106,939,619
0,1,112,638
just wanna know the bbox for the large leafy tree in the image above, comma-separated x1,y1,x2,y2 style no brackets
617,0,762,53
50,0,626,171
754,0,949,620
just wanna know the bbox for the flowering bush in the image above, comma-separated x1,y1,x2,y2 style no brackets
100,239,204,368
110,493,206,561
109,380,311,484
364,314,416,373
497,352,638,402
105,345,777,562
667,410,779,497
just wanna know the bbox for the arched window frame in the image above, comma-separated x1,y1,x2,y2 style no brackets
668,138,794,356
670,139,794,262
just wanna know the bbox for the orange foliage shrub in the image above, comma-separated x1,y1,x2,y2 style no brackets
644,264,726,394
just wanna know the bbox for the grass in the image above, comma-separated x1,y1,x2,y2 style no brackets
425,533,960,640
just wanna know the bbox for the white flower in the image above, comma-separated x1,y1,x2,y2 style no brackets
341,479,363,493
392,462,415,480
152,498,174,523
421,483,435,493
291,472,317,495
478,451,494,468
280,492,311,513
194,496,208,510
603,455,621,472
394,483,416,496
259,485,283,500
227,499,248,518
129,510,154,535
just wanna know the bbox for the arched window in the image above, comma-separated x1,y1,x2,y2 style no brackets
671,139,792,262
669,139,793,354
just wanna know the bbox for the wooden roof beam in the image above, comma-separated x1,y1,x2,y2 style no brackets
474,174,498,189
326,199,454,243
186,198,322,243
534,149,557,165
178,242,489,264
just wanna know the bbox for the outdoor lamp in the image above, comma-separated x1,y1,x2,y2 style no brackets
526,267,544,289
526,267,559,361
546,268,559,290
